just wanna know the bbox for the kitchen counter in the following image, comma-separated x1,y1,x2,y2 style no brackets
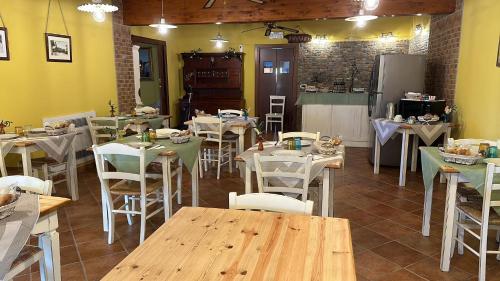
296,92,369,106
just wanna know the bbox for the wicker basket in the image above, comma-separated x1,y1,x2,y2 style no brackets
45,127,68,136
0,194,19,220
313,141,337,156
170,133,190,144
438,151,483,165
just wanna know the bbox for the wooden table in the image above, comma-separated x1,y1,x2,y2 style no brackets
33,196,71,281
373,123,452,187
102,207,356,281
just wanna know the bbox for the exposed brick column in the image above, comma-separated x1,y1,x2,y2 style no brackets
112,0,136,113
425,0,463,103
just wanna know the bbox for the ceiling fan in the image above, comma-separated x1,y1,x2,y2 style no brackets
203,0,264,9
242,22,299,36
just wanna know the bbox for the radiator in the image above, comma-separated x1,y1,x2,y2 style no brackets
43,111,96,165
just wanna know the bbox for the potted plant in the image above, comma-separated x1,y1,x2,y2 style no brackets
442,105,457,123
253,121,265,151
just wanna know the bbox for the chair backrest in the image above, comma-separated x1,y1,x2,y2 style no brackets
0,176,52,195
228,192,313,215
192,116,223,144
481,163,500,223
218,109,243,117
253,153,313,202
269,95,286,115
92,143,147,197
278,131,320,142
87,116,119,145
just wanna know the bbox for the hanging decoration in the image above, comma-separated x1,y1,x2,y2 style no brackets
0,12,9,60
149,0,177,34
77,0,118,23
45,0,72,63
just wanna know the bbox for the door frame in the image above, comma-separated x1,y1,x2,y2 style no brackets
131,35,169,115
254,44,299,130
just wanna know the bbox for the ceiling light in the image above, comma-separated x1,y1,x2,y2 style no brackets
77,0,118,23
210,32,229,48
415,24,423,34
215,22,222,25
363,0,380,11
345,9,378,25
416,13,423,16
149,0,177,34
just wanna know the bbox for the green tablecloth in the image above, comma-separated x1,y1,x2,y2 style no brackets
106,136,202,174
117,117,164,130
296,92,369,105
420,147,500,213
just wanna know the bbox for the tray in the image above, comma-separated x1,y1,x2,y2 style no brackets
438,151,483,165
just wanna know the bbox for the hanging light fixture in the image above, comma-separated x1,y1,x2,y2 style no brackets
77,0,118,23
345,9,378,28
210,32,229,48
363,0,380,11
149,0,177,34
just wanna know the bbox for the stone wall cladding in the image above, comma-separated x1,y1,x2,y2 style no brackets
409,31,429,55
298,40,410,89
112,0,136,113
425,0,463,102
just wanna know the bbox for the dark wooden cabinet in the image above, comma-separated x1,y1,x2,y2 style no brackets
181,53,245,115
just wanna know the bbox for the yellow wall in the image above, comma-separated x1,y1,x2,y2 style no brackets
131,16,426,126
455,0,500,139
0,0,117,128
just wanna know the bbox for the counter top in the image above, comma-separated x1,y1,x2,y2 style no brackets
296,92,369,105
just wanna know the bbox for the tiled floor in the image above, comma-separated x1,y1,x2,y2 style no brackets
12,147,500,281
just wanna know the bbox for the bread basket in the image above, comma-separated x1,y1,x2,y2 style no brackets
170,132,190,144
0,193,19,220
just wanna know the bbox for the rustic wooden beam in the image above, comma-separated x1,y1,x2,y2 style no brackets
123,0,456,26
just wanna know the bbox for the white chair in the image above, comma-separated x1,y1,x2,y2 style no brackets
228,192,313,215
453,162,500,281
265,95,285,132
254,153,313,202
92,143,166,244
86,116,119,145
278,131,320,142
218,109,243,167
0,176,52,281
193,116,233,180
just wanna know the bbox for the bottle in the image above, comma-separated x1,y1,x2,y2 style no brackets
142,131,150,142
295,137,301,150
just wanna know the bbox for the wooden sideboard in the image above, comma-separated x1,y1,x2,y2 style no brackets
181,52,245,115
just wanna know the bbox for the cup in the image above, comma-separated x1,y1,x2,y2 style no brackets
393,115,403,122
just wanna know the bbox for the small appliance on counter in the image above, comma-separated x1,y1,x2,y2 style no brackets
399,99,446,119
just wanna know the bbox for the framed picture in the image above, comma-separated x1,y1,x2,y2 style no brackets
139,47,153,80
0,27,9,60
45,33,72,62
497,37,500,67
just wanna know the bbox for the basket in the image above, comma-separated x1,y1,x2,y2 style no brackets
170,133,190,144
0,194,19,220
438,151,483,165
313,141,337,156
45,127,68,136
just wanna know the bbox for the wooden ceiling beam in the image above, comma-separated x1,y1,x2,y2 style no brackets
122,0,456,26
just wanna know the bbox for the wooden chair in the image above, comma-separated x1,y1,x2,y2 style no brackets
218,109,243,167
278,131,320,142
92,143,166,244
86,116,119,145
253,153,313,202
228,192,314,215
192,116,232,180
0,176,52,281
265,96,285,132
453,162,500,281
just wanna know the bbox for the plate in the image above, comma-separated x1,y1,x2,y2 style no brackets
127,142,152,148
30,128,46,133
0,134,18,140
279,140,313,147
271,150,305,157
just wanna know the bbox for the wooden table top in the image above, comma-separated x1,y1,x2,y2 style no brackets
102,207,356,281
39,195,71,216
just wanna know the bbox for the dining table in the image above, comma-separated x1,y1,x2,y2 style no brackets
101,206,357,281
0,133,79,200
235,141,344,217
118,115,171,132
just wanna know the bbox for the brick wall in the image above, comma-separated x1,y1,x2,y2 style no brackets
112,0,136,113
425,0,463,102
298,40,410,90
409,31,429,55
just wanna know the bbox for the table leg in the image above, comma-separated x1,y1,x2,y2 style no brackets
21,148,32,176
411,134,419,172
192,156,199,207
101,162,109,232
39,229,61,281
0,155,7,176
399,129,410,187
68,144,79,201
245,164,252,194
162,157,173,220
329,168,335,217
251,127,256,146
422,184,434,236
321,168,329,217
374,132,380,174
440,173,459,271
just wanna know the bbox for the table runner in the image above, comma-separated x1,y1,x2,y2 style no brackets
420,147,500,213
105,136,203,174
25,133,77,163
372,119,449,146
0,194,39,279
371,119,401,145
411,123,448,146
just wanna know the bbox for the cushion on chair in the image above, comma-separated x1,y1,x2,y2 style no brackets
11,245,42,269
222,132,239,141
457,183,482,202
109,179,163,196
146,162,180,174
457,201,500,225
201,140,231,149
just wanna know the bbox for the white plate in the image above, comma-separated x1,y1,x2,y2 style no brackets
30,128,46,133
271,150,305,157
127,142,152,148
0,134,18,140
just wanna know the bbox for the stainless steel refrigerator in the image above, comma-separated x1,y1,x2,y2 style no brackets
368,54,427,166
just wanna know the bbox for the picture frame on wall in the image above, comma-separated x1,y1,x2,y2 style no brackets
0,27,9,60
45,33,72,63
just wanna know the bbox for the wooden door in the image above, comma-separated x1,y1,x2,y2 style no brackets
256,45,298,131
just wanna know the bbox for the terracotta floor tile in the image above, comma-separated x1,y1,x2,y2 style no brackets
83,252,128,281
396,232,443,256
77,240,125,261
351,227,391,249
355,250,401,280
406,257,472,281
374,269,428,281
385,198,423,213
365,219,417,241
363,203,407,219
371,241,427,267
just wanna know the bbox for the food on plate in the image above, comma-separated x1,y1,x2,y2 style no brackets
0,194,15,206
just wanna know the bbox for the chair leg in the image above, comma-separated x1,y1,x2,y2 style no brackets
479,229,488,281
125,195,133,225
198,154,204,179
265,117,268,132
177,159,183,205
107,198,115,244
234,141,239,168
204,150,208,172
457,212,465,255
131,196,136,216
139,196,147,244
217,149,222,180
451,208,459,258
228,146,233,174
